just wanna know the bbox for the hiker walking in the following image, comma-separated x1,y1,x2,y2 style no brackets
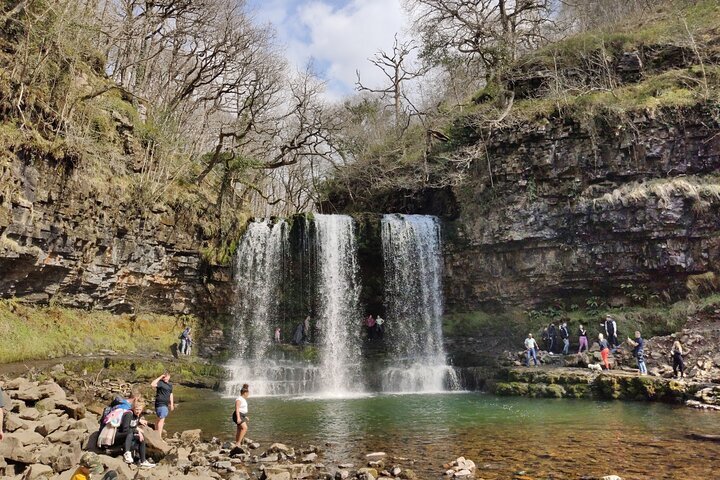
602,315,619,350
598,333,611,370
577,324,589,353
671,341,686,379
560,322,570,355
233,384,250,447
627,331,647,375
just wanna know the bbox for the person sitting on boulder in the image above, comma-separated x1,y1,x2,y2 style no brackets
114,400,155,469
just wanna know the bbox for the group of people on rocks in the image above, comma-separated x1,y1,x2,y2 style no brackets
525,314,686,377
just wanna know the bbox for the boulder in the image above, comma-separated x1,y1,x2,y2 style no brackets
35,414,63,436
38,382,66,401
21,463,54,479
8,429,45,446
267,443,292,454
73,417,100,433
180,429,202,443
14,385,44,402
97,454,135,480
301,452,317,463
5,377,32,391
55,399,86,420
262,469,291,480
4,412,26,432
20,407,41,421
47,429,87,445
140,426,171,455
0,436,39,463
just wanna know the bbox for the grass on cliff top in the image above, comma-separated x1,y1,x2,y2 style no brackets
0,300,195,363
587,175,720,210
443,293,720,347
523,0,720,71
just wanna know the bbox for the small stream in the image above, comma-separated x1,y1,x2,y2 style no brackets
164,387,720,479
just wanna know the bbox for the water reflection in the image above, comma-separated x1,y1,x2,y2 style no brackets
169,389,720,479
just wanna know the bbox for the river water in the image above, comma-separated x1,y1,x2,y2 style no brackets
166,388,720,479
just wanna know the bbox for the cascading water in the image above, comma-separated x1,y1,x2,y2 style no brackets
226,220,321,397
226,215,365,397
380,214,460,393
313,214,364,396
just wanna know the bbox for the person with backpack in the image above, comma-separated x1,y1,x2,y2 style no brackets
114,401,155,468
547,323,557,353
151,372,174,434
602,315,619,350
560,322,570,355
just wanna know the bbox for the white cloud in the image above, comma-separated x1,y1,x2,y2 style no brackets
252,0,411,102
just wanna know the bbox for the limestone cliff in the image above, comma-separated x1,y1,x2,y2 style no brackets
0,150,233,315
443,104,720,312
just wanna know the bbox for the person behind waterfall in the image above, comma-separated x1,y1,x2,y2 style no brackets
233,384,250,447
365,315,376,340
671,340,686,379
560,322,570,355
598,333,610,370
151,372,174,434
524,333,539,367
375,316,385,339
577,324,589,353
303,315,311,343
274,327,281,343
627,331,647,375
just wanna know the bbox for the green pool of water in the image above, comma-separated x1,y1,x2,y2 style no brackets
162,388,720,479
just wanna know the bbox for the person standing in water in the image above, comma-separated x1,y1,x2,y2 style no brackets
233,384,250,447
577,324,589,353
151,372,174,434
671,340,686,379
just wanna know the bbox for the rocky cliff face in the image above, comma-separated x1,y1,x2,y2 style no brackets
443,104,720,312
0,150,233,316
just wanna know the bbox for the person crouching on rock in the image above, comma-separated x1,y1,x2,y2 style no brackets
598,333,611,370
71,452,117,480
233,383,250,447
115,400,156,469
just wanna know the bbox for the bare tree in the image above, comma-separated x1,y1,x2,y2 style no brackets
356,35,427,132
404,0,557,81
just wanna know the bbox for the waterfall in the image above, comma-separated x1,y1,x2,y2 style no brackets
226,220,322,396
314,214,364,396
380,214,460,393
226,215,365,397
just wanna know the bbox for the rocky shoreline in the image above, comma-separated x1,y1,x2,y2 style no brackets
492,313,720,408
1,371,473,480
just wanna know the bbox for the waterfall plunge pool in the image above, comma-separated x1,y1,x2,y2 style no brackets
165,386,720,479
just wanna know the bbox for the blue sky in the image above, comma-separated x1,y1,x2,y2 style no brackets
247,0,408,101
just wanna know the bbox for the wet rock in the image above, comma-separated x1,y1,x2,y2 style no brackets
301,452,318,463
366,452,386,460
180,429,202,443
335,470,350,480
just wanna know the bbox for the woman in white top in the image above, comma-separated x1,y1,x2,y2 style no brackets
233,384,250,447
